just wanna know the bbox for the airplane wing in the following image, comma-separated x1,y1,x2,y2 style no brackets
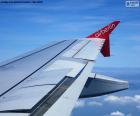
0,21,128,116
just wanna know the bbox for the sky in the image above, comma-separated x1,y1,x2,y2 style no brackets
0,0,140,116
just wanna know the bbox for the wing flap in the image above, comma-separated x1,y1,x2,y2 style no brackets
43,62,95,116
0,113,29,116
45,60,85,77
0,65,75,111
0,59,86,114
0,85,55,111
80,73,129,98
63,39,89,57
63,38,105,61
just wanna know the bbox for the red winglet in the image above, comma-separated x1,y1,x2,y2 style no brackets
86,21,120,57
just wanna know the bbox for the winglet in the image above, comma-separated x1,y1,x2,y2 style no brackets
86,21,120,57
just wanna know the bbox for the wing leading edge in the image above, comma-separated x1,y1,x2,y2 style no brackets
0,21,128,116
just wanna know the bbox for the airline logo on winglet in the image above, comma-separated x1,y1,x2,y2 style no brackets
87,21,120,39
94,24,116,38
86,21,120,57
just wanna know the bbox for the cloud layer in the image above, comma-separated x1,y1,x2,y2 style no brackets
110,111,125,116
104,95,140,105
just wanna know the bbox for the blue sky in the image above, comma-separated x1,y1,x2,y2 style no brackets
0,0,140,116
0,0,140,67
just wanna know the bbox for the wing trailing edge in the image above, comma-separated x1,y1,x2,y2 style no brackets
86,21,120,57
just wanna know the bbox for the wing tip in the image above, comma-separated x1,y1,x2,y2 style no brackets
86,20,120,57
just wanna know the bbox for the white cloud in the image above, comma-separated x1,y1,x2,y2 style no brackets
110,111,125,116
109,111,132,116
104,95,140,105
134,95,140,103
87,101,103,106
136,105,140,110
